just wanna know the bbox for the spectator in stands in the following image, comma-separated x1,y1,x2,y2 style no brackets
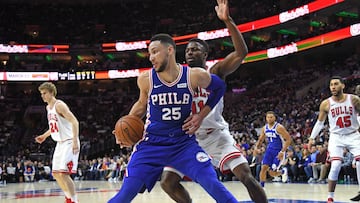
339,148,354,182
284,148,300,182
311,144,328,184
298,148,312,182
6,163,16,183
15,161,24,183
248,147,263,181
24,160,35,182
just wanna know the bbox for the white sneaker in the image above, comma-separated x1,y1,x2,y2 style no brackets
272,176,281,182
281,168,288,183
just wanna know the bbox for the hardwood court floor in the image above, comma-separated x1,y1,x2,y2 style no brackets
0,180,358,203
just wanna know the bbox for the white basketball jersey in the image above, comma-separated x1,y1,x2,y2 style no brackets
47,100,73,142
328,94,359,134
192,87,228,131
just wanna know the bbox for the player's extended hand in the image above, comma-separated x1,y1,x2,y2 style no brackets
277,151,285,160
307,138,315,148
215,0,230,22
182,114,202,135
35,135,46,144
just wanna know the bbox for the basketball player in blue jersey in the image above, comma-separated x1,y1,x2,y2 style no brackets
256,111,292,188
35,82,80,203
160,0,268,202
108,33,238,203
308,76,360,203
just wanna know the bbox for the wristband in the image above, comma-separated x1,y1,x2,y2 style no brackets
309,120,325,139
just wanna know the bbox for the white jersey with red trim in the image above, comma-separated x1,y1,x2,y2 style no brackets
328,94,359,134
47,100,73,142
192,86,228,131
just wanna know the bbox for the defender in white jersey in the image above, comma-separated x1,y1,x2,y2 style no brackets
160,0,268,202
308,76,360,203
35,82,80,203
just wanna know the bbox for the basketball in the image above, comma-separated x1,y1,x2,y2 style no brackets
114,115,144,147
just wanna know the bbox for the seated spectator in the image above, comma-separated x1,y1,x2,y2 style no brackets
6,163,16,183
284,148,299,182
24,160,35,182
311,144,329,184
298,148,312,182
0,164,4,185
15,161,24,183
87,159,99,180
307,145,318,183
248,147,263,181
339,148,354,183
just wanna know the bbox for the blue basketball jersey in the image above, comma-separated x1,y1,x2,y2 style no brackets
145,65,194,137
109,65,238,203
264,122,283,150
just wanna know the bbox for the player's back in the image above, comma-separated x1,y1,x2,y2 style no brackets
145,65,193,137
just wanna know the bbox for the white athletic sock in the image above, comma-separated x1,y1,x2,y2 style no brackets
64,192,71,198
71,195,78,203
328,192,334,199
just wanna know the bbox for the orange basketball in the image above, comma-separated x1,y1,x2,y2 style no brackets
114,115,144,147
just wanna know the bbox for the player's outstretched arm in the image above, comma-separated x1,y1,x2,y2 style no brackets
129,71,149,119
35,129,51,144
183,68,226,134
277,124,292,160
309,100,329,146
211,0,248,79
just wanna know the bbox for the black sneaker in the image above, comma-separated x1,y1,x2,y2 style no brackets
350,192,360,201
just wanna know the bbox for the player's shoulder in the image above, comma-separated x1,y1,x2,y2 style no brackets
139,69,150,78
55,99,66,106
189,66,207,74
275,122,285,129
320,98,330,106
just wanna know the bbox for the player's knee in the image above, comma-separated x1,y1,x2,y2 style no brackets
328,160,342,181
233,163,253,183
160,172,180,192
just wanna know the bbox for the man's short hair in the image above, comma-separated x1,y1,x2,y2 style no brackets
189,38,209,53
150,33,176,49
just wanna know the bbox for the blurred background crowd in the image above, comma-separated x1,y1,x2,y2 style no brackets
0,0,359,186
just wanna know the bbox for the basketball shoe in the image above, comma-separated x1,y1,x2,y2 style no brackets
327,197,334,203
350,191,360,201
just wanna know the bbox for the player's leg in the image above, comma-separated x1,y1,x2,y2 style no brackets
108,176,145,203
347,132,360,201
173,142,238,203
195,165,238,203
232,161,268,203
52,142,79,203
350,156,360,201
109,138,166,203
259,164,270,187
160,168,191,203
260,148,277,187
327,134,343,203
52,173,77,203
